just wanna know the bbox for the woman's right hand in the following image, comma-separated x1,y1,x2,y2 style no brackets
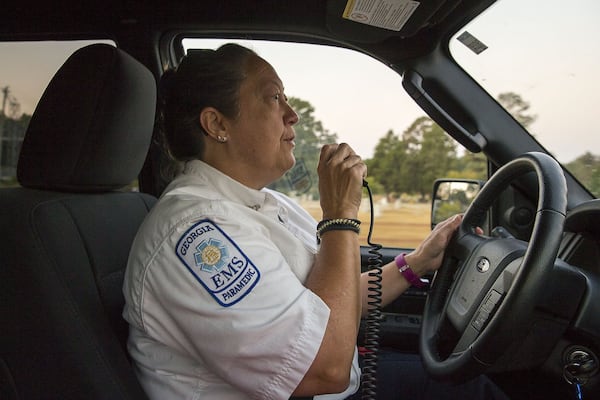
317,143,367,220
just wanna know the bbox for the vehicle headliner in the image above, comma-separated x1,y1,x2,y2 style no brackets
1,0,494,68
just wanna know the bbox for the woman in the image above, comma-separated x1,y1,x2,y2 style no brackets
122,44,504,400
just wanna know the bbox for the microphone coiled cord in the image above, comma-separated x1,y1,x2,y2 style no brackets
361,181,383,400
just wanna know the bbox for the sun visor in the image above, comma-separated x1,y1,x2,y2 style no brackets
326,0,463,42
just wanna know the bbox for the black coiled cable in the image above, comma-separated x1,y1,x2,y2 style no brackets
361,181,383,400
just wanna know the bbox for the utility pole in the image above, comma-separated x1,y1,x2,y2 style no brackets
1,86,9,116
0,86,7,179
0,86,24,180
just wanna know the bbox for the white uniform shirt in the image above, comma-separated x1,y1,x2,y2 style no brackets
123,160,360,400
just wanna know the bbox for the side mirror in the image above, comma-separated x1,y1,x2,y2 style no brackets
431,179,484,229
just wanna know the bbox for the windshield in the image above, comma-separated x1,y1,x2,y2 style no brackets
450,0,600,197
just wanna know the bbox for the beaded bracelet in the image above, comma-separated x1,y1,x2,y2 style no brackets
316,218,361,244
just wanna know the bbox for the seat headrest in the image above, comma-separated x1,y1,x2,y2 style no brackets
17,43,157,192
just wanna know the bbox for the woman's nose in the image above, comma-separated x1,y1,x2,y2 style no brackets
286,105,299,125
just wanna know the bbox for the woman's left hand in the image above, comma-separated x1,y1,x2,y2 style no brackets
404,214,464,276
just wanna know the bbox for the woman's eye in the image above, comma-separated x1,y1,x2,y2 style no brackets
273,93,281,101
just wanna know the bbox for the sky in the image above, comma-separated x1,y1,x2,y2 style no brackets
448,0,600,163
1,0,599,164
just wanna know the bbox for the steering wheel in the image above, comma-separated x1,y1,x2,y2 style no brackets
420,152,567,382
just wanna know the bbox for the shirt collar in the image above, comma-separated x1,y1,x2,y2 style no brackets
180,160,273,212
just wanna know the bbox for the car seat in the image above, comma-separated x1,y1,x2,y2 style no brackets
0,43,156,399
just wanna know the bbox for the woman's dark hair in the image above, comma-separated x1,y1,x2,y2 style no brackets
159,43,257,162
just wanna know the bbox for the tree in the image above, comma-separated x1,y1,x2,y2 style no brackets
497,92,537,129
416,122,457,199
448,152,487,180
366,130,404,194
565,152,600,197
399,117,456,199
0,111,30,186
366,117,456,199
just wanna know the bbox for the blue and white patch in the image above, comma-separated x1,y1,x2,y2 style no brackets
176,219,260,307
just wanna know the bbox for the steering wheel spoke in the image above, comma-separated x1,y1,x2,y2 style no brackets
446,237,527,334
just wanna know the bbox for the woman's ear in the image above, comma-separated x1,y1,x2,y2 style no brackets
200,107,228,142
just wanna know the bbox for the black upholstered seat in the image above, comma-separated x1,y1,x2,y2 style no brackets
0,44,156,399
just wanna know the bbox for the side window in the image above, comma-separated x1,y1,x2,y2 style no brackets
183,39,485,248
0,40,117,188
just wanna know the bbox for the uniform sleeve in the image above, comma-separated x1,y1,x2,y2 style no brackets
140,210,330,399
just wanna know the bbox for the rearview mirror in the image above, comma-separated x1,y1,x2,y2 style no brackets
431,179,484,229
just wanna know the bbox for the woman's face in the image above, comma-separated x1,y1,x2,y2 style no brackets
224,54,299,187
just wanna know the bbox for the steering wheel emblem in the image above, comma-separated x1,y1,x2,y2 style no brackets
476,257,490,273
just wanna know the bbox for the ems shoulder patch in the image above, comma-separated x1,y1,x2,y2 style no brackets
175,219,260,307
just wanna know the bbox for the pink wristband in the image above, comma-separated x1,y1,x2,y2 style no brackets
395,253,425,288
